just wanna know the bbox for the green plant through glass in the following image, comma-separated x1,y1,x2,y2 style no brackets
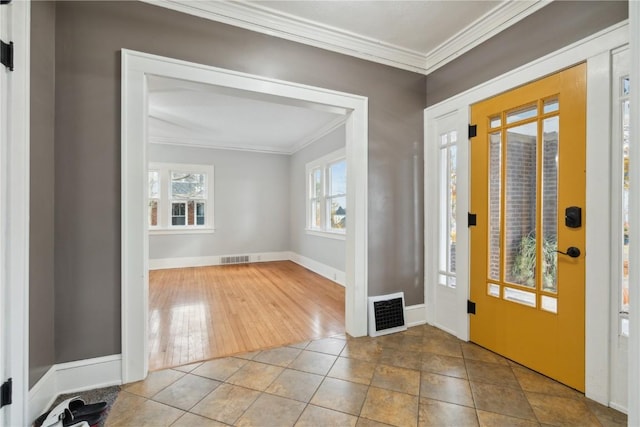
511,231,557,292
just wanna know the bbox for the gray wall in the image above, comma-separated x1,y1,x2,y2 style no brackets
148,144,290,259
290,127,346,271
29,0,56,388
53,1,425,363
426,1,628,106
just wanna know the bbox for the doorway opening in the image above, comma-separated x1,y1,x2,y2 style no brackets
121,50,369,383
144,75,350,370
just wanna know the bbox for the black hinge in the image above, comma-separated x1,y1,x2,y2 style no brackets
0,1,13,4
468,124,477,139
0,378,12,408
467,300,476,315
1,40,14,71
468,212,477,227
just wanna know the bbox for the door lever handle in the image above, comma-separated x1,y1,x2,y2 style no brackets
557,247,580,258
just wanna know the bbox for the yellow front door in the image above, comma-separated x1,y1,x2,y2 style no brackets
470,63,586,391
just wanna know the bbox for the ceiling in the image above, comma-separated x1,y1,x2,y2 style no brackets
147,76,346,154
146,0,550,153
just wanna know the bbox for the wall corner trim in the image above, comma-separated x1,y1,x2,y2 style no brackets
28,355,123,425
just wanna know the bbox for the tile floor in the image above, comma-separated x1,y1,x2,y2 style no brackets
106,325,627,427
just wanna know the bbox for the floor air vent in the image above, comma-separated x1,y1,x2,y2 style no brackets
220,255,250,265
368,292,407,337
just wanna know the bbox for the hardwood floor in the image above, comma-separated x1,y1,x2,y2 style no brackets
148,261,345,371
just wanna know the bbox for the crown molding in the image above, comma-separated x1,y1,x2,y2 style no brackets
149,136,292,155
143,0,549,75
149,113,347,156
423,0,551,74
290,115,348,155
143,0,426,73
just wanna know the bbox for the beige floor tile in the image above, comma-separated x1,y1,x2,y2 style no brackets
476,410,540,427
288,341,310,349
422,337,463,358
380,347,423,370
122,369,185,398
227,361,283,391
512,365,582,399
418,398,479,427
107,399,184,427
253,346,301,367
328,357,377,385
376,333,405,350
420,372,474,407
152,373,221,411
172,361,203,373
470,382,536,421
360,387,419,427
191,357,247,381
266,368,324,402
235,350,260,361
310,377,369,415
289,350,338,375
399,334,426,353
356,418,394,426
371,364,421,396
306,337,347,355
104,391,148,427
422,326,458,342
190,383,260,425
235,393,306,427
460,343,510,366
341,339,384,362
584,398,628,427
526,392,601,426
171,412,228,427
296,404,358,427
465,359,520,388
421,352,467,379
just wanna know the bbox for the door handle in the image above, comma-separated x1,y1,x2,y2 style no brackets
557,247,580,258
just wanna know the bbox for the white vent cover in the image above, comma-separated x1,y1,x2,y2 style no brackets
220,255,250,265
368,292,407,337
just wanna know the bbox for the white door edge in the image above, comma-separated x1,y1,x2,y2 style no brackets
1,1,30,426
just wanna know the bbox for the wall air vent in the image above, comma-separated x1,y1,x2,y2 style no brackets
220,255,250,265
368,292,407,337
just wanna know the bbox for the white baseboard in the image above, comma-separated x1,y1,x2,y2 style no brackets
149,251,347,288
28,355,122,425
149,251,290,270
404,304,427,327
609,401,628,415
289,252,346,286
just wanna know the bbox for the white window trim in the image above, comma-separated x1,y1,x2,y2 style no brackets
148,162,214,234
305,148,346,239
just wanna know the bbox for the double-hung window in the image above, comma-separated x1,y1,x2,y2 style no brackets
306,149,346,237
148,162,214,233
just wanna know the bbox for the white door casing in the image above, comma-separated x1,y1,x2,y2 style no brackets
0,0,30,426
121,50,369,383
424,22,629,408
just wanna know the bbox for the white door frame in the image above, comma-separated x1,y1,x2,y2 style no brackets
627,2,640,425
424,22,629,407
121,50,369,383
0,1,30,426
